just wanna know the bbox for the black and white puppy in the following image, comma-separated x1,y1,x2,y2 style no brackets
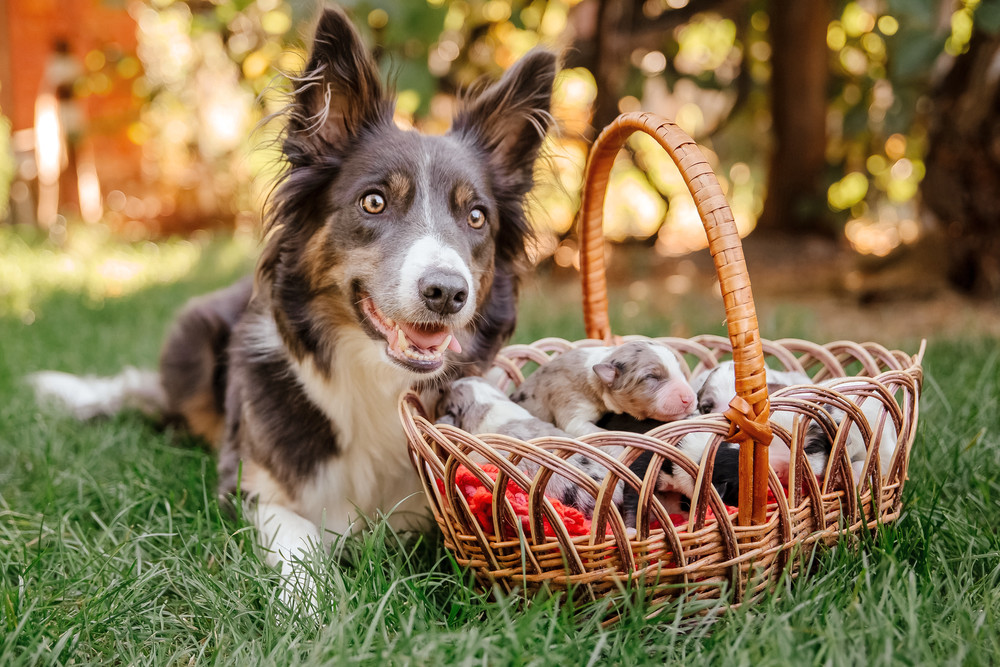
30,6,557,607
510,341,697,437
621,363,815,522
691,363,812,415
687,361,899,503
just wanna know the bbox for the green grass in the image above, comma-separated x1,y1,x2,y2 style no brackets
2,230,999,665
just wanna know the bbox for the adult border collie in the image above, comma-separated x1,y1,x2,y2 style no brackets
31,5,556,605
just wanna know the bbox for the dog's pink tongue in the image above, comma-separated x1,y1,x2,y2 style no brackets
400,323,461,353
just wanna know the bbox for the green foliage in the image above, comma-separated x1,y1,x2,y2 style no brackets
976,1,1000,32
116,1,999,249
884,0,945,83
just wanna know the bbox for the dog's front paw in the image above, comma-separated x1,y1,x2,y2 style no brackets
273,555,321,619
254,501,326,619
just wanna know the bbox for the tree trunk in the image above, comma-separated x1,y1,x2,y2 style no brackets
757,0,832,235
921,31,1000,297
591,0,634,134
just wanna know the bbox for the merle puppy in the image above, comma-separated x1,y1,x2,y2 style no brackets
511,341,697,437
436,376,624,518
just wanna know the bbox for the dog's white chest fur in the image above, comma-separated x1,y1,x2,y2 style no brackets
286,327,429,536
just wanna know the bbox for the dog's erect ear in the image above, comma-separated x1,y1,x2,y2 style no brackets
287,6,390,155
593,363,618,387
452,50,558,194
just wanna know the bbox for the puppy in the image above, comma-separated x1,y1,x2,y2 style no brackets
511,341,697,437
691,362,811,415
620,363,815,523
30,6,557,609
437,376,571,441
620,435,712,527
436,376,621,518
689,361,900,504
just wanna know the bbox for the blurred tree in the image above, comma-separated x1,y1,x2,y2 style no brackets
756,0,832,235
566,0,745,135
922,27,1000,296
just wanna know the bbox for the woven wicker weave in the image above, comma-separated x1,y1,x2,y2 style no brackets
399,112,924,621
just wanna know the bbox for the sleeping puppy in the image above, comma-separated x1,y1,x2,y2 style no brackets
619,435,713,527
436,376,623,518
621,363,815,523
690,363,812,415
688,361,900,503
690,362,821,487
437,376,571,441
511,341,697,437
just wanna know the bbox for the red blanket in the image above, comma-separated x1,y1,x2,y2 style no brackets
436,464,742,539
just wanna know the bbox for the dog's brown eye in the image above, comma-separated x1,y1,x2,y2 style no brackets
360,192,385,214
468,207,486,229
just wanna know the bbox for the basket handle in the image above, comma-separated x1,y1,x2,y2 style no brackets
578,112,772,525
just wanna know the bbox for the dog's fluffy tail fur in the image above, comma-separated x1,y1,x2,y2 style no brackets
27,367,166,420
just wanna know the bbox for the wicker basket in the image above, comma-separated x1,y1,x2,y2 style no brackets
399,112,924,622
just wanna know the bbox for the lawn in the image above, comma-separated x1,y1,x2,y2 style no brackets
2,229,998,665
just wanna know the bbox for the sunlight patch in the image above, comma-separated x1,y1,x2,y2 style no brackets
0,226,254,318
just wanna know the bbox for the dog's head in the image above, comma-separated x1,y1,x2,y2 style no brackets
257,6,556,379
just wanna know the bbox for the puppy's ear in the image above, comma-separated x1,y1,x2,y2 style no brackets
593,363,618,387
452,49,558,196
287,7,390,157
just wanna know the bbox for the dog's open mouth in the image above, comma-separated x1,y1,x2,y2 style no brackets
359,294,462,372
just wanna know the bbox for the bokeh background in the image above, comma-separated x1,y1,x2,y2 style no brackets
1,0,999,337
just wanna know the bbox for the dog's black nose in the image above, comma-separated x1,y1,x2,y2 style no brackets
419,271,469,315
